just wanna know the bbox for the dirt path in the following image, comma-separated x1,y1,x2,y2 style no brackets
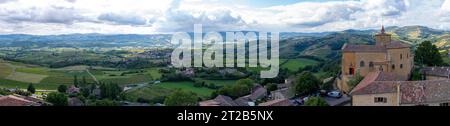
4,63,16,78
86,69,99,84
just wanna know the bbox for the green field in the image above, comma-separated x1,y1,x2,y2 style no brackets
0,63,13,78
123,81,217,103
122,86,172,103
155,81,214,98
0,61,97,89
16,67,49,75
444,57,450,65
40,70,95,85
195,78,237,87
91,68,160,85
145,68,162,80
0,59,166,90
0,78,62,90
5,72,48,83
281,58,319,72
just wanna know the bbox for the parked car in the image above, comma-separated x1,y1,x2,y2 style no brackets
302,96,310,102
327,91,342,98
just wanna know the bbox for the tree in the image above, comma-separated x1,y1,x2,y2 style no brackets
164,90,198,106
215,78,255,99
304,97,329,106
73,75,79,87
27,83,36,94
58,85,68,93
266,83,278,92
347,72,364,89
81,76,87,87
46,92,68,106
100,83,122,100
294,71,321,96
90,99,120,106
415,41,443,66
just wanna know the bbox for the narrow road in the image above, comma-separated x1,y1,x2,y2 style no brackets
4,63,16,79
86,69,99,84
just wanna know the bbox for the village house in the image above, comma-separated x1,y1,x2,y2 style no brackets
338,26,414,93
351,71,450,106
199,85,268,106
67,85,80,94
420,67,450,80
270,88,294,100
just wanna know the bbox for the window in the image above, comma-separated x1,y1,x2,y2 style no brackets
360,61,365,67
440,103,449,106
400,64,403,69
374,97,387,103
407,53,409,59
391,64,395,70
400,54,403,59
369,62,374,68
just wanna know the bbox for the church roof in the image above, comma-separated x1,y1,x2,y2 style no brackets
342,44,387,52
386,41,411,49
342,41,411,53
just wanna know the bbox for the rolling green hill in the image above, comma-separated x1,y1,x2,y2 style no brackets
279,26,450,61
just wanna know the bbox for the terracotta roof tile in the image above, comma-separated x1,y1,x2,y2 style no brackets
342,44,387,52
386,41,412,49
351,71,406,95
199,95,238,106
0,95,40,106
259,98,293,106
420,67,450,77
400,80,450,104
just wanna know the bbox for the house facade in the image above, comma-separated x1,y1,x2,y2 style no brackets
338,26,414,93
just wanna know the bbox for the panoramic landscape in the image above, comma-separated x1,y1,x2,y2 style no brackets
1,25,450,106
0,0,450,107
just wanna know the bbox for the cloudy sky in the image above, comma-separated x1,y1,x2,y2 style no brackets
0,0,449,35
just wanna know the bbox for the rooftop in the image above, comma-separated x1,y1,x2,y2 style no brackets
199,95,237,106
259,98,293,106
351,71,450,105
421,67,450,77
351,71,405,95
342,44,387,53
0,95,41,106
400,80,450,104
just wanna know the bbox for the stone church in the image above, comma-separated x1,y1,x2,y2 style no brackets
338,26,414,93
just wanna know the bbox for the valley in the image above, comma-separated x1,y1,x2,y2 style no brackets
1,25,449,106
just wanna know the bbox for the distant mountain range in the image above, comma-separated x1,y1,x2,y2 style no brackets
278,26,450,60
0,34,173,48
0,26,449,60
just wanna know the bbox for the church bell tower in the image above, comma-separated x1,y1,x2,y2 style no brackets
375,25,391,46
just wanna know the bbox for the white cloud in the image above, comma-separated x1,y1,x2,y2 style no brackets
97,12,152,26
443,0,450,11
0,0,449,34
154,0,249,32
